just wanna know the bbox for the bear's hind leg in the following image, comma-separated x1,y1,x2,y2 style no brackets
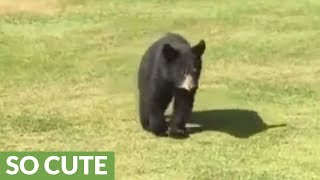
139,95,150,131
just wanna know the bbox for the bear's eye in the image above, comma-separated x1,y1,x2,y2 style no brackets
193,68,197,73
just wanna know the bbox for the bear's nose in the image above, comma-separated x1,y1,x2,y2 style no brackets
179,74,196,91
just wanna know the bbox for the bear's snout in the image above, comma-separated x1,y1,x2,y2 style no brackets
179,74,197,91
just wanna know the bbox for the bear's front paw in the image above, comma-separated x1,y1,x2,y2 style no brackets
168,128,189,139
149,125,168,137
151,130,168,137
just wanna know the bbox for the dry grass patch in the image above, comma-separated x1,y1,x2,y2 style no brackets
0,0,61,15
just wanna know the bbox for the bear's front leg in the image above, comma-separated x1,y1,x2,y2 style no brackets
149,105,168,137
169,89,195,137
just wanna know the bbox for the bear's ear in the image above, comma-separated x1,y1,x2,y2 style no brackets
192,40,206,57
162,44,179,61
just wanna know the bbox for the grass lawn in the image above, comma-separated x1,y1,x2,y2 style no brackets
0,0,320,179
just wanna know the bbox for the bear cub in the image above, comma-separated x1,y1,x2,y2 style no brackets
138,33,206,137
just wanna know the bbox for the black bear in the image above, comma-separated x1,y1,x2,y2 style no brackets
138,33,206,137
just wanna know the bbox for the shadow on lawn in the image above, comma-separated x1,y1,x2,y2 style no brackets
185,109,286,138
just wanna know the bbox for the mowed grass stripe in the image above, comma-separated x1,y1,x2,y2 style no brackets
0,0,319,179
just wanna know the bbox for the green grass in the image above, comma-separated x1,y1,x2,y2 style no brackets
0,0,320,179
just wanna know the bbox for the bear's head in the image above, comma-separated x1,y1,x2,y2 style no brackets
162,40,206,92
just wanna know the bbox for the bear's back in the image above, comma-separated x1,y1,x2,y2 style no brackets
158,33,191,50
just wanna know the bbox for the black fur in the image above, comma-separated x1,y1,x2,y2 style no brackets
138,33,206,137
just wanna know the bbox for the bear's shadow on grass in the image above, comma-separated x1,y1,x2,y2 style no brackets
168,109,286,138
